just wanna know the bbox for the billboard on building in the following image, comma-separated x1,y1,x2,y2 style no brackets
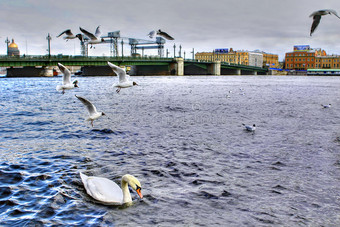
215,49,229,53
294,45,310,51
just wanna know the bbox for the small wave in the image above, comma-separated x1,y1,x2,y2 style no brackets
0,170,23,184
196,190,219,200
163,106,187,112
24,120,55,126
91,128,115,134
12,111,39,117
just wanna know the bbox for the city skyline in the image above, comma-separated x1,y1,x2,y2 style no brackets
1,0,340,61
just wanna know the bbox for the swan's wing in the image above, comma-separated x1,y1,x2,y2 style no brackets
95,25,102,38
80,173,123,204
157,30,174,40
57,63,72,85
57,29,73,37
79,27,97,40
75,95,97,114
107,62,128,83
310,15,321,36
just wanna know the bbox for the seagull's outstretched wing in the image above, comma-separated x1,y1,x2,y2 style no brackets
58,63,72,85
328,9,340,19
57,29,73,38
75,95,97,115
95,26,102,38
157,29,174,40
107,62,128,83
310,15,322,36
147,30,156,38
79,27,96,40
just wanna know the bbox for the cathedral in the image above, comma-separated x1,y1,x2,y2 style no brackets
8,39,20,56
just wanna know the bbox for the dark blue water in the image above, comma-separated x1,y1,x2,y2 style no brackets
0,76,339,226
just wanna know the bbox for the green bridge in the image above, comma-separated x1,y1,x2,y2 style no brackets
0,55,268,76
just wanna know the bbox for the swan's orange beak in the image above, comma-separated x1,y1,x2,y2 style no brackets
136,188,143,199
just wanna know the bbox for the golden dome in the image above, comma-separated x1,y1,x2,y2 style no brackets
8,39,18,48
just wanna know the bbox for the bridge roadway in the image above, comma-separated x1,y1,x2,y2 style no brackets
0,55,268,76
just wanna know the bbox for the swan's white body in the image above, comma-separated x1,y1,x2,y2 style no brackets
80,172,143,205
107,61,138,93
56,63,78,94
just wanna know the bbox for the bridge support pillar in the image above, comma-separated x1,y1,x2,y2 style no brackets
207,61,221,75
236,69,241,75
169,57,184,76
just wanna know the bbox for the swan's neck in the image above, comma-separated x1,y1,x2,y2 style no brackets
121,180,132,204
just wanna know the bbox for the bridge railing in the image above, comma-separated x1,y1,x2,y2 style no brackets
0,54,174,61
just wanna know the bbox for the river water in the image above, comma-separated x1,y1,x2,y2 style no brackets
0,75,339,226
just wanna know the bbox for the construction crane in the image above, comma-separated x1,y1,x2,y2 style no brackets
80,30,168,57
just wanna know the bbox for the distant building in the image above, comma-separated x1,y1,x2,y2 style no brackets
8,39,20,56
195,49,278,68
283,45,340,70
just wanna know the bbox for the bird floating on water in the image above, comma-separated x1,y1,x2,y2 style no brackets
147,29,174,40
80,172,143,205
242,123,256,132
56,63,78,94
309,9,340,36
107,61,138,93
56,29,83,41
79,26,104,48
75,95,106,127
321,104,331,108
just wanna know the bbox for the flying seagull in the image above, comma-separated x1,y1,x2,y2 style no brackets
79,26,104,48
57,29,83,41
107,61,138,93
56,63,78,94
147,29,174,40
75,95,106,127
310,9,340,36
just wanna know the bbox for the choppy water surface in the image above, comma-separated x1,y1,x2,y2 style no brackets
0,75,339,226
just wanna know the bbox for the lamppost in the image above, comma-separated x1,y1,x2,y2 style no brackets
179,45,182,58
166,49,169,58
191,48,195,60
184,51,186,60
46,33,52,58
173,44,176,58
5,37,10,56
121,40,124,58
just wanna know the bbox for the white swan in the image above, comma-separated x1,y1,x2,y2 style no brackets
80,172,143,205
56,63,78,94
75,95,106,127
107,61,138,93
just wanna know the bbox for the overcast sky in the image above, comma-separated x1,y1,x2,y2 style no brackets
1,0,340,60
